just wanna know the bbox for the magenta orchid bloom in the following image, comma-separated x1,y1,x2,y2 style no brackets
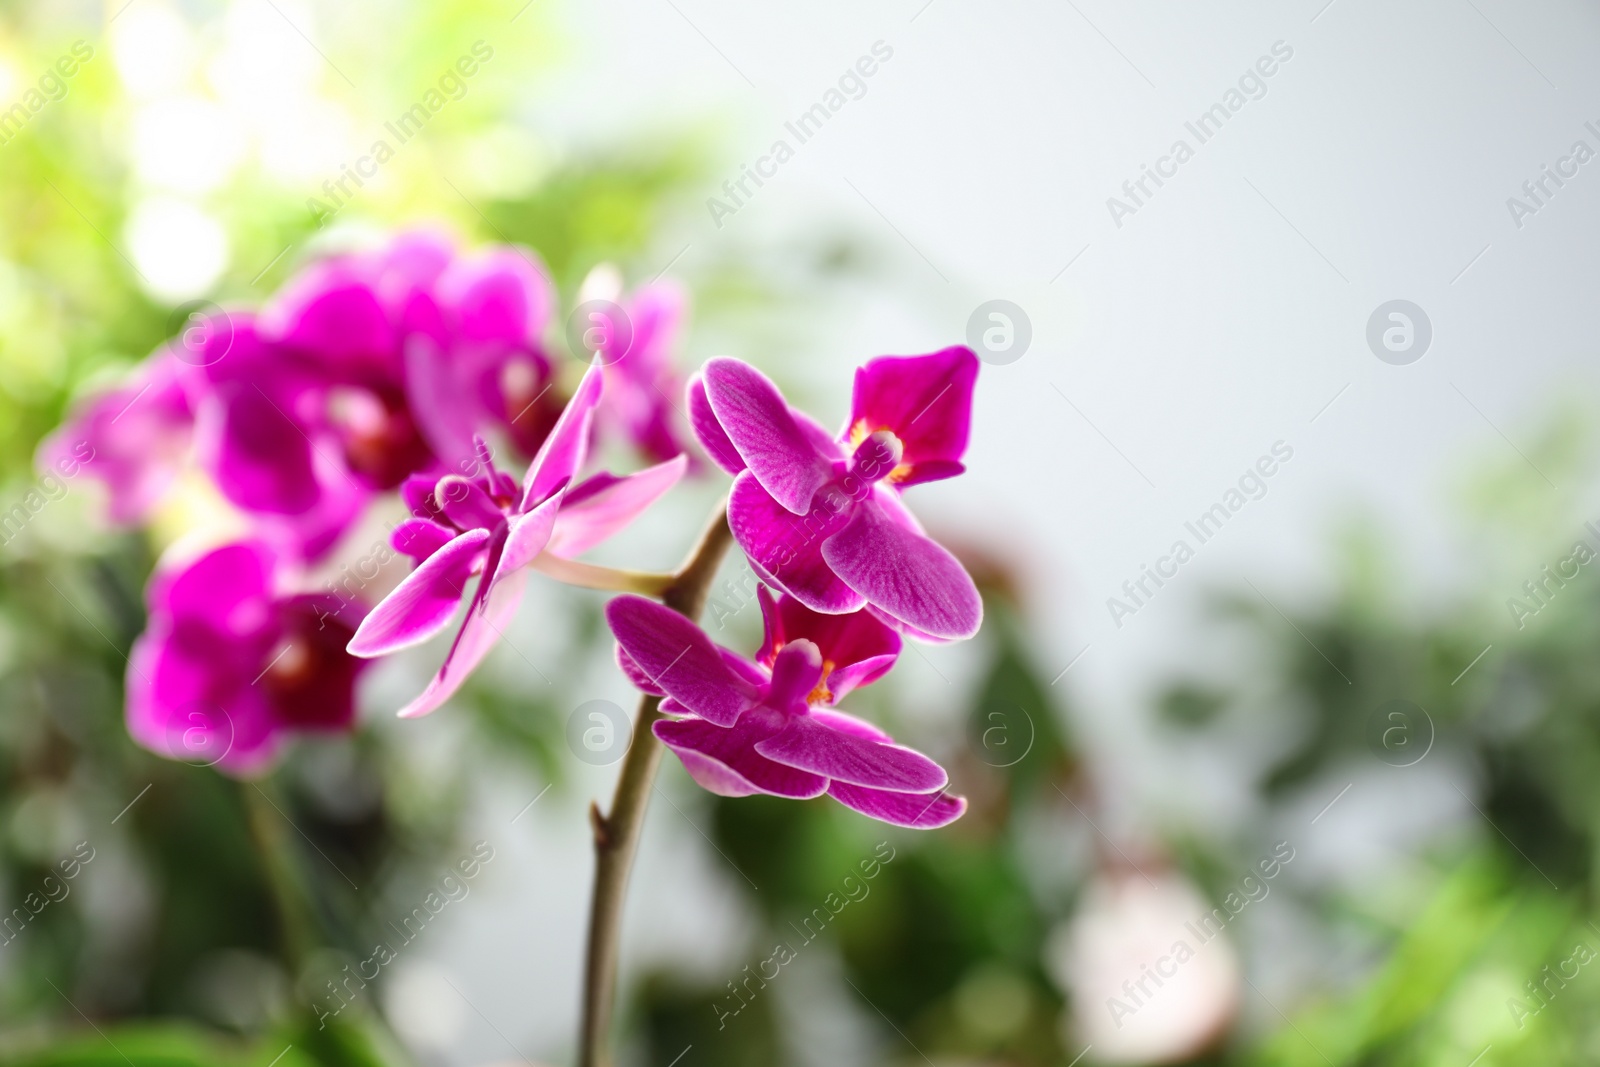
607,593,964,828
195,231,561,560
593,280,695,466
127,540,367,776
39,349,195,525
348,364,686,719
690,347,983,640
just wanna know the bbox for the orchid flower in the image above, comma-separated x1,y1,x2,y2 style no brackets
689,347,983,640
127,540,367,776
195,232,561,560
607,593,964,828
347,364,686,718
599,281,694,465
39,348,195,525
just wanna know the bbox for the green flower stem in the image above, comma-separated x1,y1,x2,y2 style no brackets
576,502,733,1067
241,778,318,981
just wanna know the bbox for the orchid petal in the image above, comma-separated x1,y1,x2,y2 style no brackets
435,475,504,531
847,347,978,472
827,782,967,828
392,518,455,563
604,595,757,726
398,568,528,719
728,471,863,615
687,373,745,476
203,383,322,514
655,709,828,799
766,591,902,699
522,362,603,509
495,492,563,580
702,357,834,514
438,246,553,347
546,454,688,558
617,645,665,696
754,714,949,792
347,528,489,657
403,335,478,467
40,350,195,526
807,708,894,743
821,496,982,640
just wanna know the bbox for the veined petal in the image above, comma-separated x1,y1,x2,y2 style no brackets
655,709,828,799
821,496,982,640
754,714,948,792
522,362,603,509
604,595,757,726
807,707,893,743
398,568,528,718
827,782,966,828
687,373,744,476
728,471,862,615
617,645,665,696
347,528,489,657
702,357,834,514
546,454,688,558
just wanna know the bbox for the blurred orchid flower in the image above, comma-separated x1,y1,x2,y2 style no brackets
578,264,696,466
193,231,561,560
607,593,963,828
689,348,983,640
127,539,367,776
38,348,195,525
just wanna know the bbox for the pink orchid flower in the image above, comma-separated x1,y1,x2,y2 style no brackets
194,231,562,560
348,365,686,718
127,539,368,776
592,279,696,466
38,348,195,526
688,347,983,640
607,593,965,829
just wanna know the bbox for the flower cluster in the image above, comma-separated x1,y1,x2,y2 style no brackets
45,233,689,769
606,347,984,827
44,228,985,829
